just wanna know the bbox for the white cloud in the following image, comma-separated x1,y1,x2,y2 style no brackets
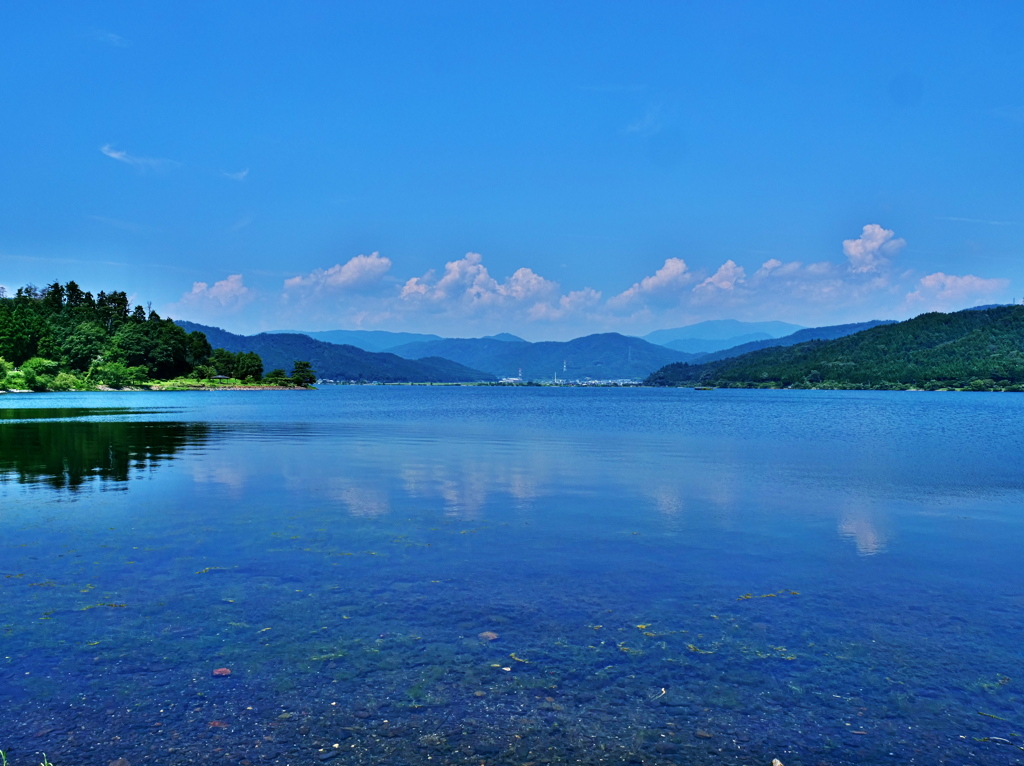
693,260,746,292
175,274,252,312
100,144,176,170
842,224,906,273
189,223,1012,337
529,287,603,321
906,272,1009,308
285,252,392,293
400,252,558,309
609,257,691,307
224,169,249,181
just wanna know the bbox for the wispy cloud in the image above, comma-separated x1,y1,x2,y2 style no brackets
100,144,177,171
224,168,249,181
937,216,1016,226
87,215,152,233
580,84,649,93
227,214,254,233
88,29,129,47
624,105,664,136
991,105,1024,124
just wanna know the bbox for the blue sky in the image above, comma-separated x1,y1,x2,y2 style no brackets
1,1,1022,339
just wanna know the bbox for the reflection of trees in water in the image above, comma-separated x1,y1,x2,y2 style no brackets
0,420,213,489
0,407,158,421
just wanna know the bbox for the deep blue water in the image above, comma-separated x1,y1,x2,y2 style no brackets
1,387,1023,766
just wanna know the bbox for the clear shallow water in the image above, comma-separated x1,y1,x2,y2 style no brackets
1,387,1022,766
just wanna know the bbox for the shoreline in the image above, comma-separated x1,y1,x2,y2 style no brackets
0,384,315,393
3,382,1021,393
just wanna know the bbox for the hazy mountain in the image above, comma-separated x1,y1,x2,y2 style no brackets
176,322,495,382
695,320,896,362
644,319,804,346
266,329,443,352
645,307,1024,390
660,332,773,354
390,333,699,380
482,333,527,342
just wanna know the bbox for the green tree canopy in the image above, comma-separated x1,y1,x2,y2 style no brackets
0,280,261,391
290,360,316,387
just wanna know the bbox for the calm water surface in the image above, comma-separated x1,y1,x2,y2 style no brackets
1,387,1022,766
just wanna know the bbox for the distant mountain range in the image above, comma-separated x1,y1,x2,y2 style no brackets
389,333,699,381
254,319,888,382
268,328,528,353
645,307,1024,390
267,329,444,353
658,333,775,354
643,319,804,353
176,322,496,383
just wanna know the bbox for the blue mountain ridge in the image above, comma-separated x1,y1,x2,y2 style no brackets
176,322,496,382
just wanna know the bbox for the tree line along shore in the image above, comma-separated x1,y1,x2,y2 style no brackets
0,282,315,392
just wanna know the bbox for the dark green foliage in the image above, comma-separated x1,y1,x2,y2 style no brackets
645,306,1024,391
264,368,290,385
695,320,896,363
290,360,316,386
234,351,263,381
0,281,256,389
211,348,263,380
185,331,213,369
61,322,107,371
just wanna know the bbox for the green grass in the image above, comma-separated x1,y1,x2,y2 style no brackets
1,749,58,766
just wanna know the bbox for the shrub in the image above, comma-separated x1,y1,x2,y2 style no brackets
264,368,290,386
50,371,81,391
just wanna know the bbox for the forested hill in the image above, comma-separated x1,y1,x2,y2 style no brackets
0,281,214,389
644,306,1024,391
177,322,496,383
694,320,896,363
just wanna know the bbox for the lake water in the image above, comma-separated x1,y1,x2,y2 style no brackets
1,387,1023,766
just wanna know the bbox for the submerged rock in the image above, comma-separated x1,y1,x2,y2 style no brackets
478,631,499,641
